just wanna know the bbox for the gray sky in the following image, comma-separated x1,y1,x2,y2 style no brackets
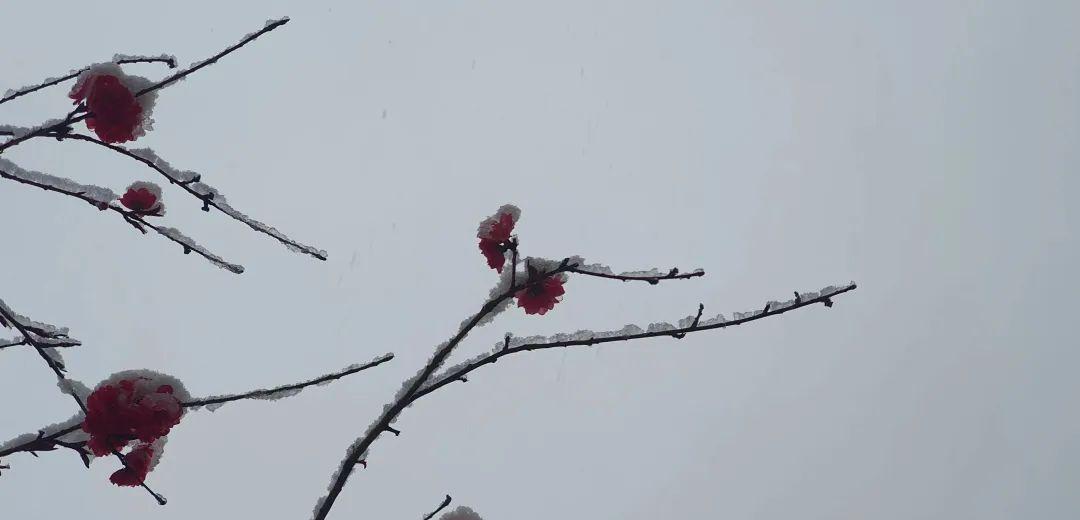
2,1,1077,519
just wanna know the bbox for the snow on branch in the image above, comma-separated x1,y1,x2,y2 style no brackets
0,55,175,107
134,17,290,98
183,353,395,411
0,416,87,462
570,263,705,284
61,138,328,260
0,157,116,207
0,296,168,503
415,282,857,401
0,159,244,273
423,495,454,520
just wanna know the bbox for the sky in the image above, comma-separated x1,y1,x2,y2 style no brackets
1,1,1078,519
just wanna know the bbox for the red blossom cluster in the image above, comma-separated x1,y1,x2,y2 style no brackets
477,207,567,315
82,377,183,487
68,64,155,144
119,181,165,216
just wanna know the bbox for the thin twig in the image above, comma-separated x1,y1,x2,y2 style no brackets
0,300,167,504
311,262,580,520
135,18,289,97
57,133,327,261
0,424,83,459
422,495,453,520
568,266,705,284
0,56,176,107
412,284,856,402
2,17,289,155
0,166,244,273
181,354,394,408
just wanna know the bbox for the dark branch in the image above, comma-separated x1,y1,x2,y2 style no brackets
410,283,857,403
0,165,244,273
0,56,175,107
57,133,327,261
310,263,580,520
181,354,394,408
0,299,166,504
135,18,289,97
568,266,705,285
0,424,82,460
422,495,453,520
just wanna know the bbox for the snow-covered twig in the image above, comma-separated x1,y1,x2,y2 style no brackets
59,134,327,260
182,353,395,410
135,17,289,97
423,495,453,520
0,419,84,461
310,261,580,520
569,264,705,284
0,55,176,108
413,283,858,402
0,160,244,273
0,297,167,504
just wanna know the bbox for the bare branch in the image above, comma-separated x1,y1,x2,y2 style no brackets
182,354,394,408
423,495,453,520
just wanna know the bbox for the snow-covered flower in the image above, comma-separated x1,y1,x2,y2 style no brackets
439,506,484,520
108,442,154,487
69,63,157,143
82,376,182,457
119,181,165,216
515,263,567,315
477,205,520,272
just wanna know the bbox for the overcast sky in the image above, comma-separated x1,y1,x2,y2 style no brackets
2,1,1077,519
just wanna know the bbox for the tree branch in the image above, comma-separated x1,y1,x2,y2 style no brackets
56,133,327,261
182,354,394,408
0,164,244,273
568,266,705,284
0,299,167,504
134,17,289,97
0,56,175,107
412,283,857,402
422,495,453,520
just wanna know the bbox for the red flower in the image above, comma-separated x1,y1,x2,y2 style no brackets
478,211,517,272
70,74,145,143
83,378,182,457
515,266,566,315
119,182,164,216
109,443,154,487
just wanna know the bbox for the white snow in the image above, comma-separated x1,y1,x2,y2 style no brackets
439,506,484,520
476,203,521,238
0,157,117,207
126,148,200,182
0,413,87,455
123,180,165,215
111,53,177,67
155,226,245,273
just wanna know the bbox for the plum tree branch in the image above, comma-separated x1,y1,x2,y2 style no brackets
0,299,168,504
412,283,857,402
0,164,244,273
0,56,176,107
182,354,395,408
422,495,453,520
